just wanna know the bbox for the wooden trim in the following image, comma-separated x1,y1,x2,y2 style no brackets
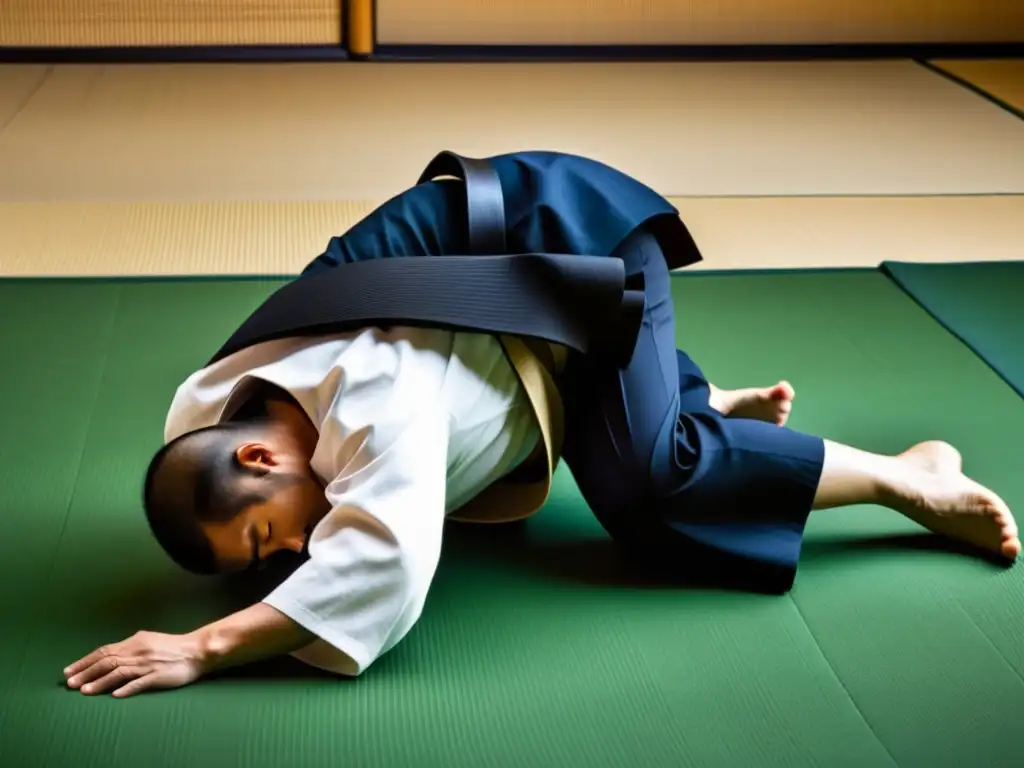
369,42,1024,63
346,0,375,57
2,41,1022,65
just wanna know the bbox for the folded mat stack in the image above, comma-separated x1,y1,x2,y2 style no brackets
1,269,1022,768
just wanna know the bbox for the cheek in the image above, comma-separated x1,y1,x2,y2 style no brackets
276,483,327,527
203,526,249,572
301,475,329,505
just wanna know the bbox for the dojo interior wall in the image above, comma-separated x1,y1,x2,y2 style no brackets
376,0,1024,47
3,0,1023,48
0,1,343,47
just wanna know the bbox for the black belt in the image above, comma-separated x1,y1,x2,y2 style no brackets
207,151,645,370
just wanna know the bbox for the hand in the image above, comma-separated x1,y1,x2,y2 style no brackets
64,630,209,699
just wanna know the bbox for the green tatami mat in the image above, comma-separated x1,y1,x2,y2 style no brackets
882,261,1024,400
1,271,1022,768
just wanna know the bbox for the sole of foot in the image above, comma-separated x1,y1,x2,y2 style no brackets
896,441,1019,562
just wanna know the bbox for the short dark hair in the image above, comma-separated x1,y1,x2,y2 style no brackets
142,422,273,575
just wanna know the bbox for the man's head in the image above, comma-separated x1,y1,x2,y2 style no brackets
143,417,330,575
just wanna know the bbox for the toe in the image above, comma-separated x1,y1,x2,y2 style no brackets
1001,537,1021,560
770,381,795,401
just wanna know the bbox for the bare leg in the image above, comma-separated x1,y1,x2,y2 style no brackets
813,439,1020,560
709,380,1018,562
710,381,795,426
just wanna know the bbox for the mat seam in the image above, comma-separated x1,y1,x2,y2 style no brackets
0,64,52,135
948,595,1024,688
606,614,704,765
6,284,123,696
877,263,1024,402
0,267,876,284
915,59,1024,123
787,593,901,768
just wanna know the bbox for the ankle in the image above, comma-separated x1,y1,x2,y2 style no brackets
875,455,919,512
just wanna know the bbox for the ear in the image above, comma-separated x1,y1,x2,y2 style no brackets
235,442,278,471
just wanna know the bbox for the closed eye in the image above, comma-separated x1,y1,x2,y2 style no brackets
247,524,261,572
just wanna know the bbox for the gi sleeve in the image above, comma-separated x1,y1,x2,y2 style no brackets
261,402,451,676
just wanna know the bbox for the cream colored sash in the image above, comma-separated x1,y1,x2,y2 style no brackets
449,336,566,524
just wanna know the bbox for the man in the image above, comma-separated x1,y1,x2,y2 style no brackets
63,151,1018,699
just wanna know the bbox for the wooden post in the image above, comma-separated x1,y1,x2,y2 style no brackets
346,0,374,58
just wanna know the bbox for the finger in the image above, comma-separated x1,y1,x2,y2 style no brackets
65,630,154,678
68,656,140,690
64,645,116,679
112,672,165,699
78,666,150,696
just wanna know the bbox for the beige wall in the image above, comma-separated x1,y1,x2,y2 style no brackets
0,0,342,47
377,0,1024,45
1,1,1021,50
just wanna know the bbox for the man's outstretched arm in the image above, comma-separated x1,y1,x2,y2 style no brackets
63,602,316,698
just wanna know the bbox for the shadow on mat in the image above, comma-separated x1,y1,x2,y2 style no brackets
437,521,798,595
800,531,1014,566
437,520,1012,595
59,516,1011,687
79,521,1007,626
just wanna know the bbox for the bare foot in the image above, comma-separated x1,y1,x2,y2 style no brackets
900,440,962,474
892,441,1020,561
709,381,795,427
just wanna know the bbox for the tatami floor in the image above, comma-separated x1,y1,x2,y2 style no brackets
1,56,1024,768
1,59,1022,275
